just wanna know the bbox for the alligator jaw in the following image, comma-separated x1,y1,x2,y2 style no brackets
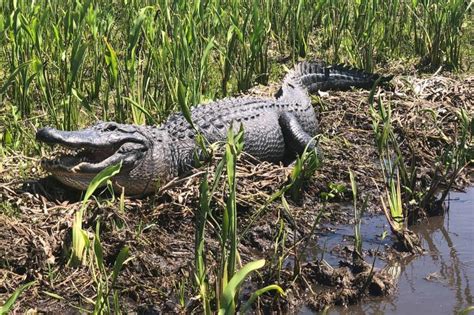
39,145,143,174
36,124,148,187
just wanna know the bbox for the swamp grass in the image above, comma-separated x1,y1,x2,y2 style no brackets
0,0,473,151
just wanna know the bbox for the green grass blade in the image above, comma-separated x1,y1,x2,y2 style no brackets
104,38,119,85
68,41,87,92
0,61,32,94
123,96,156,124
240,284,285,314
69,214,90,267
111,246,130,287
82,162,122,204
42,291,64,301
177,80,194,129
196,174,211,314
459,306,474,315
94,221,105,272
128,7,153,58
0,281,36,314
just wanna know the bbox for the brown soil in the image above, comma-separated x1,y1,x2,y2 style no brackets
0,74,473,313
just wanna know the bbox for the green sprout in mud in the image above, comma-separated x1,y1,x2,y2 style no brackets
371,90,473,210
195,126,284,314
371,92,473,222
420,108,473,211
370,96,422,253
349,169,362,258
320,182,346,202
288,139,321,201
0,281,37,314
368,92,473,253
69,162,123,266
240,138,321,282
0,161,132,314
0,0,473,312
380,167,404,234
241,137,321,238
64,162,132,313
92,223,131,314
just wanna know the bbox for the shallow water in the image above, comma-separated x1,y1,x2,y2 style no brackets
304,187,474,314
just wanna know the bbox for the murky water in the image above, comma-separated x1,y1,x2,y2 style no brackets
304,187,474,314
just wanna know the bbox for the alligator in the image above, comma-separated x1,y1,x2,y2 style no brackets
36,61,392,195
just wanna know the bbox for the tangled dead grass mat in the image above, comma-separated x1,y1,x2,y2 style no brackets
1,73,473,313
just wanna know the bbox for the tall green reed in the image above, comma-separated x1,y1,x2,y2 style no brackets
92,222,130,314
1,0,471,154
194,126,284,314
369,95,421,251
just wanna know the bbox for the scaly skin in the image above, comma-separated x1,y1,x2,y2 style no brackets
36,60,392,195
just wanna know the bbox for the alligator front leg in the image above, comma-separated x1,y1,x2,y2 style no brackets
278,111,317,157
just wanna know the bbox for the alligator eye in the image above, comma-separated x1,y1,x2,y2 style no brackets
104,124,118,132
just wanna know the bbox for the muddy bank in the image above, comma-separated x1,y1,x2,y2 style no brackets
0,74,472,312
316,187,474,315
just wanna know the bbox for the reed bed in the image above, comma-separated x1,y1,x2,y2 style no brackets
1,0,472,152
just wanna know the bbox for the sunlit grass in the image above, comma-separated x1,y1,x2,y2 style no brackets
1,0,472,154
69,162,122,266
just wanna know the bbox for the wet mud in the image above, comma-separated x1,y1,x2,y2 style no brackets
316,187,474,314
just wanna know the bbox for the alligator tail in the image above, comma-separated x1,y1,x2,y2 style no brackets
276,60,393,98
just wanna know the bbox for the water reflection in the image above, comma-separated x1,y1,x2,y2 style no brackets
413,205,472,314
324,187,474,315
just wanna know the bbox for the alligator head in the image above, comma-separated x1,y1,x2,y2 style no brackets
36,122,173,195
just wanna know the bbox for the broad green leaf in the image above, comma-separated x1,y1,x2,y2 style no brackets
219,259,265,315
104,37,119,85
128,7,153,56
3,129,12,147
82,162,122,204
70,215,90,266
70,162,122,265
177,80,194,129
69,41,87,91
349,168,357,202
459,306,474,315
200,37,215,79
124,96,155,125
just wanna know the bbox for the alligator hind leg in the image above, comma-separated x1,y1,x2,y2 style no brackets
278,112,317,159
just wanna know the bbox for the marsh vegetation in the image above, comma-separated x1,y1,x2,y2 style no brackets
1,0,473,313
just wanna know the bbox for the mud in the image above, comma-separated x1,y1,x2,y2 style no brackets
0,74,473,313
312,187,474,314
